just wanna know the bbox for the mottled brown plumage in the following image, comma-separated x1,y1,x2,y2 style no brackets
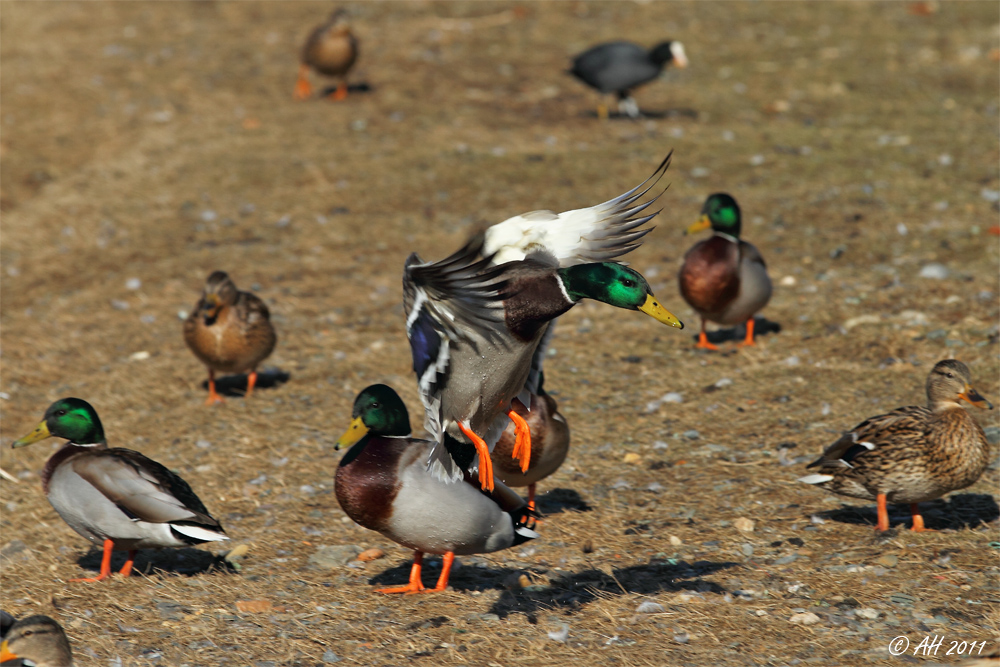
184,271,276,405
294,10,359,101
800,359,993,531
0,615,74,667
491,386,570,511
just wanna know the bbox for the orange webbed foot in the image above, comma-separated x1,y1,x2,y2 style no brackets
738,318,758,347
329,84,348,101
458,422,494,491
376,582,425,594
507,408,532,473
294,65,313,100
695,333,719,351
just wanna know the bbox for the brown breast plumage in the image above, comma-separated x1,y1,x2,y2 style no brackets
678,236,740,316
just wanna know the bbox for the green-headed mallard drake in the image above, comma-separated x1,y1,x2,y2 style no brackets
570,41,688,119
184,271,277,405
679,193,772,350
799,359,993,532
294,9,359,102
335,384,538,594
482,152,672,393
404,236,683,492
490,376,569,512
11,398,228,582
1,614,74,667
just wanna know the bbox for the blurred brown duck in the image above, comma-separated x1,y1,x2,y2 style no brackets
679,193,772,350
1,614,74,667
11,398,228,582
799,360,993,532
184,271,276,405
294,9,358,101
491,379,569,512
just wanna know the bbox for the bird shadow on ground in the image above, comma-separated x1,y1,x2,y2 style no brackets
535,488,592,514
76,546,237,578
584,107,699,120
367,557,736,619
318,82,373,97
813,493,1000,532
489,559,737,619
200,368,291,398
699,316,782,345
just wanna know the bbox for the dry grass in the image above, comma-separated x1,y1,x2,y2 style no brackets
1,2,998,666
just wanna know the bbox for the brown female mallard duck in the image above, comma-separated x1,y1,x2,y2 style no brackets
491,379,569,512
293,9,359,101
11,398,228,582
679,193,772,350
799,359,993,531
1,614,74,667
184,271,276,405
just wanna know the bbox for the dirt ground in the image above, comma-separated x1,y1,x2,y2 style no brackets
1,2,999,666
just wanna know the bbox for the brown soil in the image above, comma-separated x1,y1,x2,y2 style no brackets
2,2,998,666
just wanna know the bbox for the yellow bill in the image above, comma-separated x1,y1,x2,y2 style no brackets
959,385,993,410
335,416,369,450
12,420,51,448
685,214,711,235
637,294,684,329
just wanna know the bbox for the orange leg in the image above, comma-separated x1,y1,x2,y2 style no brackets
206,370,225,406
909,503,935,532
293,64,313,100
71,539,115,582
507,408,532,473
694,319,719,351
458,422,494,492
118,550,137,577
245,371,258,399
527,483,537,513
329,77,349,101
738,318,757,346
376,551,426,594
875,493,890,531
424,552,455,593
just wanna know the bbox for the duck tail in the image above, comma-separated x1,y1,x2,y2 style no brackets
797,474,834,485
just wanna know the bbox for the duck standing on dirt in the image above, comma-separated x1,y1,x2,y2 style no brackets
570,40,688,119
1,614,74,666
335,384,538,594
184,271,277,405
11,398,229,582
678,193,772,350
293,9,359,101
799,359,993,532
404,237,683,493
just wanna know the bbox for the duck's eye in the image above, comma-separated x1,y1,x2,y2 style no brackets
55,410,67,417
21,630,33,637
621,279,635,288
371,402,380,409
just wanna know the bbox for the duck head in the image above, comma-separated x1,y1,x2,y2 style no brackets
556,262,683,329
336,384,412,449
199,271,239,323
927,359,993,410
12,398,106,449
687,193,741,239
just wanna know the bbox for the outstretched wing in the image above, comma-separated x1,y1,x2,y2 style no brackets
402,237,510,482
482,151,672,267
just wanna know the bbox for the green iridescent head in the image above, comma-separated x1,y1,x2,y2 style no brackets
12,398,106,448
689,193,741,237
556,263,683,329
336,384,411,449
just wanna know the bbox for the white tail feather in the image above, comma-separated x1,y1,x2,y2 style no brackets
797,474,834,485
172,524,229,542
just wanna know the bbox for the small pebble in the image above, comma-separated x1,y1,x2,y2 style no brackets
734,517,755,533
855,608,879,620
125,277,141,290
919,263,949,279
683,430,700,440
875,554,898,568
547,624,569,643
788,612,821,625
669,535,682,546
636,601,665,614
623,453,642,464
356,548,385,562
